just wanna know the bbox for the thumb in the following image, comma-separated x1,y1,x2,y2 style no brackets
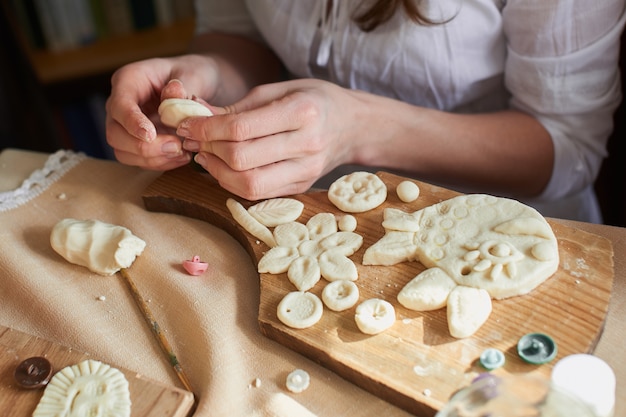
223,82,295,115
160,79,188,101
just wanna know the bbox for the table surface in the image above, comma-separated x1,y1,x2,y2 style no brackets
1,148,624,417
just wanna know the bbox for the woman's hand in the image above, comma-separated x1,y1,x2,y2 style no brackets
178,79,370,200
177,78,554,201
105,55,218,171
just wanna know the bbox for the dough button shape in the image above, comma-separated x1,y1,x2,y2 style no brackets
277,291,323,329
364,194,560,338
327,171,387,213
354,298,396,335
33,359,131,417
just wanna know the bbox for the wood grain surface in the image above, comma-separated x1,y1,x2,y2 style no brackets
142,165,614,416
0,325,194,417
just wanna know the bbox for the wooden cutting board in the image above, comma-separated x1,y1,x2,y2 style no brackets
0,325,194,417
142,165,614,416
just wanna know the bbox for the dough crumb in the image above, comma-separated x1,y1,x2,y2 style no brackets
250,377,262,388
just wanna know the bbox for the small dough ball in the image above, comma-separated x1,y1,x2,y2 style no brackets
337,215,357,232
158,98,213,128
396,181,420,203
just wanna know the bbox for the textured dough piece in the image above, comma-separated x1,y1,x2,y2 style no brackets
277,291,323,329
362,231,418,266
381,208,422,232
227,198,277,247
318,231,363,256
355,299,396,335
288,255,321,291
50,218,146,275
322,280,359,311
365,194,559,299
33,359,131,417
397,267,457,311
447,286,492,338
158,98,213,128
248,198,304,227
274,222,310,248
306,212,338,241
327,171,387,213
319,251,358,281
396,180,420,203
258,246,300,274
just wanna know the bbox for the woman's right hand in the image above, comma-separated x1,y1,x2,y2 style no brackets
105,55,218,171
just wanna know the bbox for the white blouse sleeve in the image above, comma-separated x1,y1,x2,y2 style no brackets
193,0,261,40
503,0,625,202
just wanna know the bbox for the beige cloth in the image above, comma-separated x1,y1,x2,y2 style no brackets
0,150,413,417
0,149,624,416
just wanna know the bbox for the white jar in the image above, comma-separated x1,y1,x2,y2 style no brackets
551,354,616,417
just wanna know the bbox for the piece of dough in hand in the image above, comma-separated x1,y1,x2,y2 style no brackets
158,98,213,128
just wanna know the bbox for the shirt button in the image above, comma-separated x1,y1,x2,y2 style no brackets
14,356,53,389
517,332,558,365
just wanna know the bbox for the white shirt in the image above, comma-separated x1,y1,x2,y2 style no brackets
195,0,625,223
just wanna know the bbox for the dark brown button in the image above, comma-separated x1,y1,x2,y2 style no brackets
14,356,53,389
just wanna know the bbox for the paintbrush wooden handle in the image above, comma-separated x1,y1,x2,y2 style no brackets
119,268,194,393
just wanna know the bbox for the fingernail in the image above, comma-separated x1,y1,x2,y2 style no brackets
194,153,207,166
137,122,156,142
182,139,200,152
177,123,190,137
161,142,180,154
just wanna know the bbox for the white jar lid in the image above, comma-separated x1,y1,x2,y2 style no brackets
551,354,615,417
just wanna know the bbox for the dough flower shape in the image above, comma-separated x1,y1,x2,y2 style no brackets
258,213,363,291
363,194,559,338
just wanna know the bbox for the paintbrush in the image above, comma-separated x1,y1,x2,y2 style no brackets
119,268,194,393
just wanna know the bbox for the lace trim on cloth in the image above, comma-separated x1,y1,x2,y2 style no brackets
0,150,87,213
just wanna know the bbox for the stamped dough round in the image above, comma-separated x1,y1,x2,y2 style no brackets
277,291,323,329
327,172,387,213
354,298,396,335
33,359,131,417
322,280,359,311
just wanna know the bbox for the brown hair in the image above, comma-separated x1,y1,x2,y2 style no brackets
353,0,438,31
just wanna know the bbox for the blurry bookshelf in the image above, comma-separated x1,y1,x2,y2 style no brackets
1,0,195,159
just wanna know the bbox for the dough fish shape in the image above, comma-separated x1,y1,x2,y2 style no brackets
364,194,559,337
